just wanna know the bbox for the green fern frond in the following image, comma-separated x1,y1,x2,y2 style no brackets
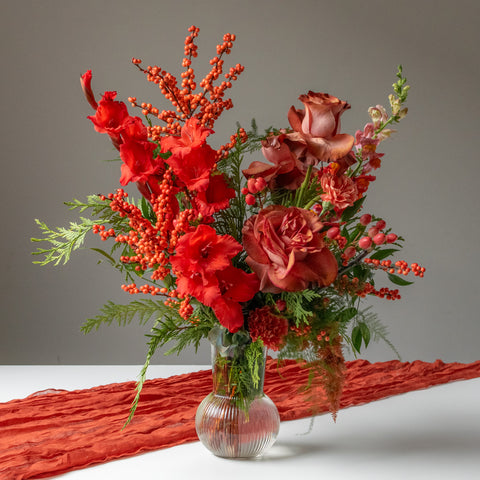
80,299,172,333
124,318,164,427
32,218,96,265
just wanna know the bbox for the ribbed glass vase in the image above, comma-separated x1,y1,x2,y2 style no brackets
195,326,280,458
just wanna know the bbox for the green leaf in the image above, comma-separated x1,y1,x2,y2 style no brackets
90,247,116,265
370,249,399,261
359,321,371,348
338,307,357,323
387,273,414,286
351,325,362,353
341,197,366,222
140,196,156,224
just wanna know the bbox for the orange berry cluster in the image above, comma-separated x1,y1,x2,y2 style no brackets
92,224,115,241
98,178,196,295
121,283,162,296
290,323,312,336
217,127,248,159
364,258,425,277
357,282,401,300
129,26,244,138
163,294,194,321
316,330,331,343
335,274,365,296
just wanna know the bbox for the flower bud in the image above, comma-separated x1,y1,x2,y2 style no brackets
359,236,372,250
360,214,372,226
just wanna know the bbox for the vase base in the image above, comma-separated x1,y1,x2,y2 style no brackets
195,393,280,458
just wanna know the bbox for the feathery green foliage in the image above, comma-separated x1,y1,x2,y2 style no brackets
32,218,97,266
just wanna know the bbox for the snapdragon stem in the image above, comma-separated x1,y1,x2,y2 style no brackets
295,165,313,208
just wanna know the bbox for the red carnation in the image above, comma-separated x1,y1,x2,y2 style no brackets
248,306,289,351
320,172,358,212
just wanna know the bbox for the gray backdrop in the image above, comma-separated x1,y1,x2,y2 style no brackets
1,0,479,365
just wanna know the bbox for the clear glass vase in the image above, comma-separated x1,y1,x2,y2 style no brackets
195,326,280,458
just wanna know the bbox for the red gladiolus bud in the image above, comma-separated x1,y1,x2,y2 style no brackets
80,70,98,110
360,214,372,226
358,236,372,249
245,194,256,205
373,233,386,245
368,227,379,238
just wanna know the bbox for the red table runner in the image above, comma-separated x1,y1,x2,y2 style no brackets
1,359,480,479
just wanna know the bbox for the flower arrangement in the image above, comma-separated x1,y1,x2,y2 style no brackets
33,26,424,423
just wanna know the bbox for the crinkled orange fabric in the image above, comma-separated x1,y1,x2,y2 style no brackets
1,359,479,479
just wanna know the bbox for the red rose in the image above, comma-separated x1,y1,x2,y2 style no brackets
284,92,354,165
243,135,306,190
242,205,338,293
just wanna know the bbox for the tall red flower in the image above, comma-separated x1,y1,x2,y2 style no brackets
213,266,260,332
192,173,236,217
161,118,217,192
119,138,163,187
87,91,131,148
80,70,97,110
171,224,259,332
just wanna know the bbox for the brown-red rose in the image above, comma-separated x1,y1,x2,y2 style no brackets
285,92,354,165
242,205,338,293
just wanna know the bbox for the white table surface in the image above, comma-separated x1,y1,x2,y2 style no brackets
1,365,479,480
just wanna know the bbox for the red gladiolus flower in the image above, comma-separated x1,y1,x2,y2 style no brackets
122,116,148,142
242,205,338,293
87,91,131,148
171,225,259,332
192,173,236,217
119,138,163,186
161,118,217,192
213,266,260,332
284,92,354,165
172,224,242,275
80,70,97,110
